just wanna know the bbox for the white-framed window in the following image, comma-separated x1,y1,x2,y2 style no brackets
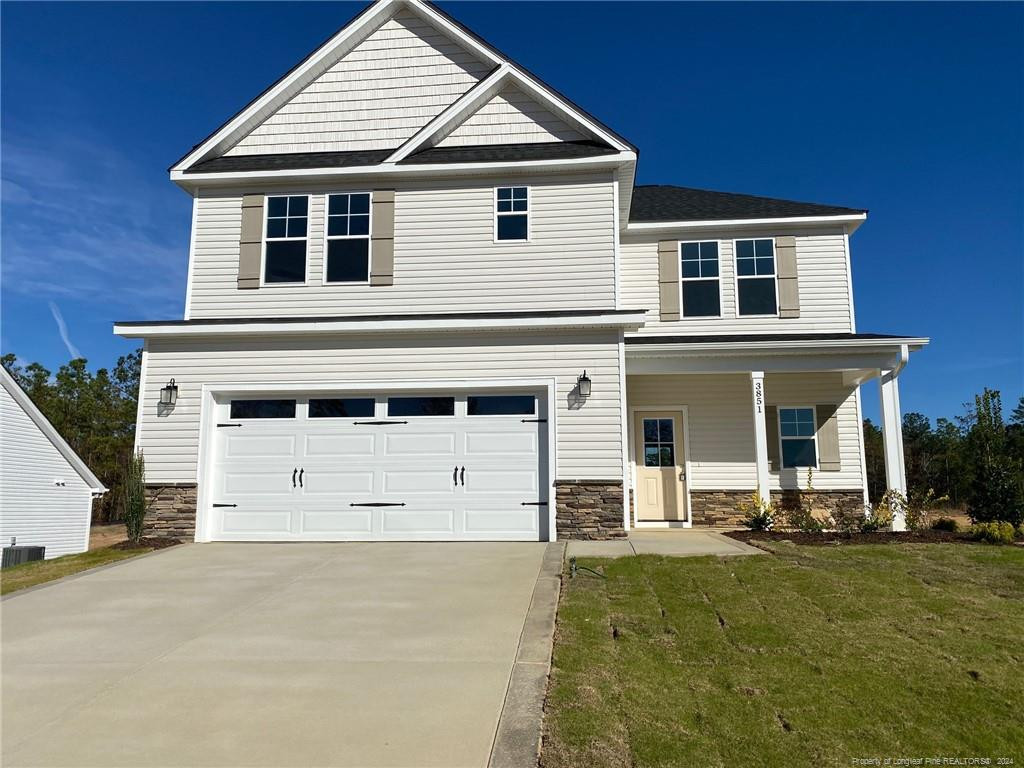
735,238,778,316
778,406,818,469
680,241,721,317
264,195,309,284
495,186,528,241
325,192,371,283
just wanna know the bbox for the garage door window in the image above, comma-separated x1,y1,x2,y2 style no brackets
309,398,375,418
387,396,455,417
467,395,535,416
229,399,296,419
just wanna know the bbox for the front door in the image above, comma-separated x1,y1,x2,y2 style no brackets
634,411,686,522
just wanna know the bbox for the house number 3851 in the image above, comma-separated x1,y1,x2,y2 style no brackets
753,380,764,414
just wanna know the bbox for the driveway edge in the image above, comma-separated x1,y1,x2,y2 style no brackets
488,541,564,768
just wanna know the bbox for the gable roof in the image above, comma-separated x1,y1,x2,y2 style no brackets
629,185,866,223
172,0,634,174
0,368,107,493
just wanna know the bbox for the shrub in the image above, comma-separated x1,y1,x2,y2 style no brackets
740,492,776,531
859,503,889,533
782,505,825,533
931,517,959,532
829,506,864,535
122,451,147,545
968,521,1016,544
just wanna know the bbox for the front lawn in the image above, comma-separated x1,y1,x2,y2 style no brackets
543,542,1024,767
1,545,154,595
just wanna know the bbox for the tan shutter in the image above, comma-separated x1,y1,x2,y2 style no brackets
658,240,680,321
370,190,395,286
237,194,264,290
776,236,799,318
765,405,780,472
815,403,841,471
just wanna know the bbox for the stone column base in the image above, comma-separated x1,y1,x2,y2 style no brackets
144,483,198,540
689,489,865,527
555,480,626,540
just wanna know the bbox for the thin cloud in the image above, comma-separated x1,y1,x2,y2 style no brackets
48,302,82,360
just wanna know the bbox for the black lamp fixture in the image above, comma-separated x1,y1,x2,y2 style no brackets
159,378,178,406
577,370,592,398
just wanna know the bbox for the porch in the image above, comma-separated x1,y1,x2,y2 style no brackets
622,333,928,532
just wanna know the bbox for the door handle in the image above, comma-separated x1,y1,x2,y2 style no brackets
298,468,304,488
460,466,465,486
453,465,459,487
292,468,297,488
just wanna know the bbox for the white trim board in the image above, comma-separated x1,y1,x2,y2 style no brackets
626,213,867,233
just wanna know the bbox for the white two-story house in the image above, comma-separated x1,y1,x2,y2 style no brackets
115,0,926,542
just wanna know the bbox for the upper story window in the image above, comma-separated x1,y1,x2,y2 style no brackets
495,186,528,241
680,241,721,317
779,406,818,469
264,195,308,284
735,238,777,316
326,193,371,283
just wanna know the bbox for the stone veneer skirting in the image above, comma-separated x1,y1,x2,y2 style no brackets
555,480,626,540
689,489,865,527
144,483,198,540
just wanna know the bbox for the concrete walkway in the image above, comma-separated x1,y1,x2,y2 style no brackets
2,542,550,768
566,529,764,558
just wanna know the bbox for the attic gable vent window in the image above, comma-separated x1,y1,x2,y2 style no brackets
264,195,308,284
495,186,528,241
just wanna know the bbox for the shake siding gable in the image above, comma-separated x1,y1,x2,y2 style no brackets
187,173,617,318
436,84,586,147
138,332,623,484
620,229,854,334
225,10,492,156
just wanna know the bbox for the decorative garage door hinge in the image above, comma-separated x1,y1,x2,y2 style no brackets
349,502,407,507
216,423,243,428
212,503,238,508
521,501,549,506
352,420,409,425
521,418,547,423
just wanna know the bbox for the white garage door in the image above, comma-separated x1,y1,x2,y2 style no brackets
207,391,548,541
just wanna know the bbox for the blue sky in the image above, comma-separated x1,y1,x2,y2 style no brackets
2,1,1021,423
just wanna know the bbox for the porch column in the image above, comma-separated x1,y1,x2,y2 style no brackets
879,368,908,530
750,371,771,503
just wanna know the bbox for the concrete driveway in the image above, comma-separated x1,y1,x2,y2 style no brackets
2,542,549,768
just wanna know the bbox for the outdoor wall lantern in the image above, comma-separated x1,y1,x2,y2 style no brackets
577,371,592,398
159,378,179,406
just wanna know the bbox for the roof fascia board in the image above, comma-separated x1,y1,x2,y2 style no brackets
114,311,648,339
624,336,929,355
625,351,910,376
0,369,107,492
625,213,867,232
171,151,637,188
171,0,408,173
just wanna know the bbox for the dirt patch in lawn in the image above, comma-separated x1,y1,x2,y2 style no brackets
722,529,1008,546
110,537,180,550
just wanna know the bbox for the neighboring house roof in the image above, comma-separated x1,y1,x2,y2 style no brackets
628,185,866,223
0,368,107,493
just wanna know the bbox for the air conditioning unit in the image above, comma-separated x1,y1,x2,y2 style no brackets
2,545,46,568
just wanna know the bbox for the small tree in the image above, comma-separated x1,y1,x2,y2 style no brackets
963,390,1024,526
122,451,147,544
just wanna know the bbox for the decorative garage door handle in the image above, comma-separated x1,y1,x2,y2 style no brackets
298,468,304,488
453,466,458,486
460,466,465,486
292,468,297,488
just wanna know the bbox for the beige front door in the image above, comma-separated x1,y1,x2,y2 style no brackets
634,411,686,522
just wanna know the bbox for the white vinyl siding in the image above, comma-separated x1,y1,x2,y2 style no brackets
226,10,491,156
0,385,93,559
621,229,854,334
627,372,864,492
437,84,586,147
186,173,616,318
137,331,623,484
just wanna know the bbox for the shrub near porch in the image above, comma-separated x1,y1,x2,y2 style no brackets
542,543,1024,767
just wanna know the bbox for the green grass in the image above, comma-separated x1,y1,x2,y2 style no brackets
543,543,1024,767
0,545,153,595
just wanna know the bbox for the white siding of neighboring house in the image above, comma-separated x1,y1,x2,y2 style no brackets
186,173,617,319
620,228,855,335
225,10,491,156
0,384,93,559
627,372,865,493
138,331,624,484
436,85,586,147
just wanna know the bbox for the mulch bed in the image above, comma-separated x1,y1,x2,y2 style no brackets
110,537,181,551
724,529,982,547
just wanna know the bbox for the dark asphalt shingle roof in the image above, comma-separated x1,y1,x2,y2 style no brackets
629,185,866,223
186,149,394,174
399,140,618,165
